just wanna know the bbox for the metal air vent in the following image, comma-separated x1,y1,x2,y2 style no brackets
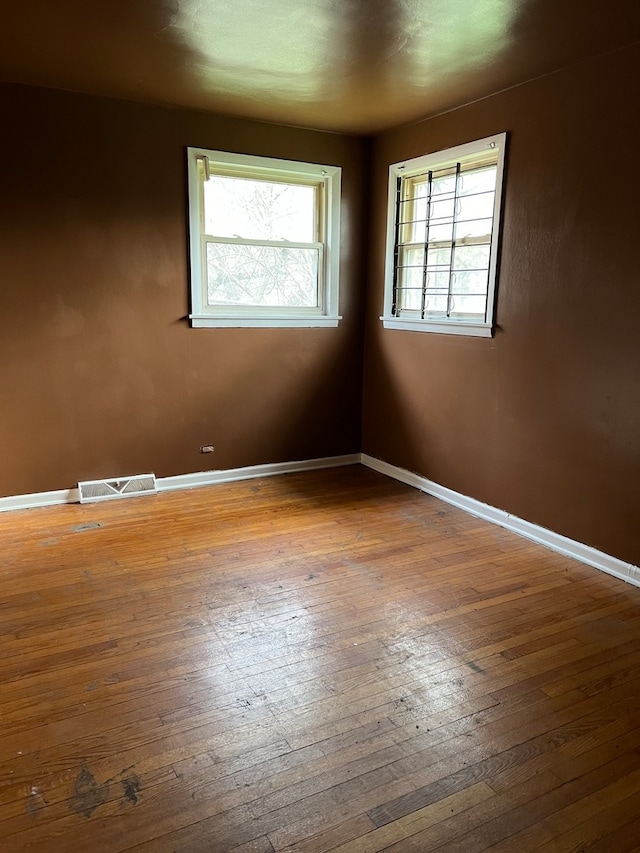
77,474,157,504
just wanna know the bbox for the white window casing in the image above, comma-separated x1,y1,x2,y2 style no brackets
187,148,342,328
381,133,507,337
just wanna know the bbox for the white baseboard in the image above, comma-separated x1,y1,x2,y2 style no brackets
0,487,80,512
156,454,361,492
0,454,360,513
2,452,636,591
361,454,640,589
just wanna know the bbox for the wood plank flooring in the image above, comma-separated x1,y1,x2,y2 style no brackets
1,465,640,852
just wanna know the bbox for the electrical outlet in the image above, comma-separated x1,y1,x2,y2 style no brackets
200,444,215,454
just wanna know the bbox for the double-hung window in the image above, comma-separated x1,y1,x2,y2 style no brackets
187,148,341,327
382,133,507,337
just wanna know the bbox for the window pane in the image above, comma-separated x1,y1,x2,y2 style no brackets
426,270,450,294
398,245,424,270
426,245,451,271
399,195,429,244
403,217,427,246
206,243,319,307
455,219,492,241
459,165,496,197
449,293,487,318
397,246,423,310
397,243,453,314
397,246,425,289
431,173,456,197
453,244,491,271
398,263,424,292
458,190,495,221
204,176,316,242
397,285,423,311
429,196,455,227
404,221,427,245
450,269,489,295
429,221,455,243
423,294,448,316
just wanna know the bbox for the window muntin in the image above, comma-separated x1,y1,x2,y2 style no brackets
383,134,507,337
187,148,341,328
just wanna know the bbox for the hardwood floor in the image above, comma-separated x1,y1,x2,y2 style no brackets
1,465,640,852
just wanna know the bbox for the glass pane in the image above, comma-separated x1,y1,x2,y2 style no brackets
458,191,495,225
423,294,448,316
397,285,423,311
453,244,490,271
455,217,492,241
431,173,456,198
397,247,423,310
399,195,429,244
399,245,424,270
206,243,318,307
426,245,451,272
400,219,428,245
429,221,455,243
429,196,455,226
459,165,497,197
449,293,487,318
450,269,489,295
398,263,423,292
413,196,429,221
204,176,316,242
396,244,452,315
426,270,450,293
409,178,431,200
398,222,420,246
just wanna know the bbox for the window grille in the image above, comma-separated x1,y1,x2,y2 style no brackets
383,134,507,337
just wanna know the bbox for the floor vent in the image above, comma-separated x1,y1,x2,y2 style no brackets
77,474,157,504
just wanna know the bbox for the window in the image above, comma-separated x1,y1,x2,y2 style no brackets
187,148,341,328
382,133,507,337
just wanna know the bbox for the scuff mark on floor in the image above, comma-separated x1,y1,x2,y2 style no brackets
26,786,49,818
122,777,140,805
70,768,108,818
72,521,102,533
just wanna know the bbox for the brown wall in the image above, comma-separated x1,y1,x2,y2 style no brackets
363,44,640,566
2,45,639,568
0,84,368,497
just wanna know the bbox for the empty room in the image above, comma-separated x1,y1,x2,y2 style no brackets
1,1,640,851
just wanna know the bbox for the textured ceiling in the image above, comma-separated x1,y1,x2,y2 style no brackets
1,0,639,132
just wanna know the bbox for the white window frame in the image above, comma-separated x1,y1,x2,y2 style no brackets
187,147,342,328
381,133,507,337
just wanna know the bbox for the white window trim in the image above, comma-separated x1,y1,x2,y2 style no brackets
187,147,342,328
381,133,507,337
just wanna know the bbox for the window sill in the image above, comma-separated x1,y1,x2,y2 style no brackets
381,317,493,337
190,314,342,329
